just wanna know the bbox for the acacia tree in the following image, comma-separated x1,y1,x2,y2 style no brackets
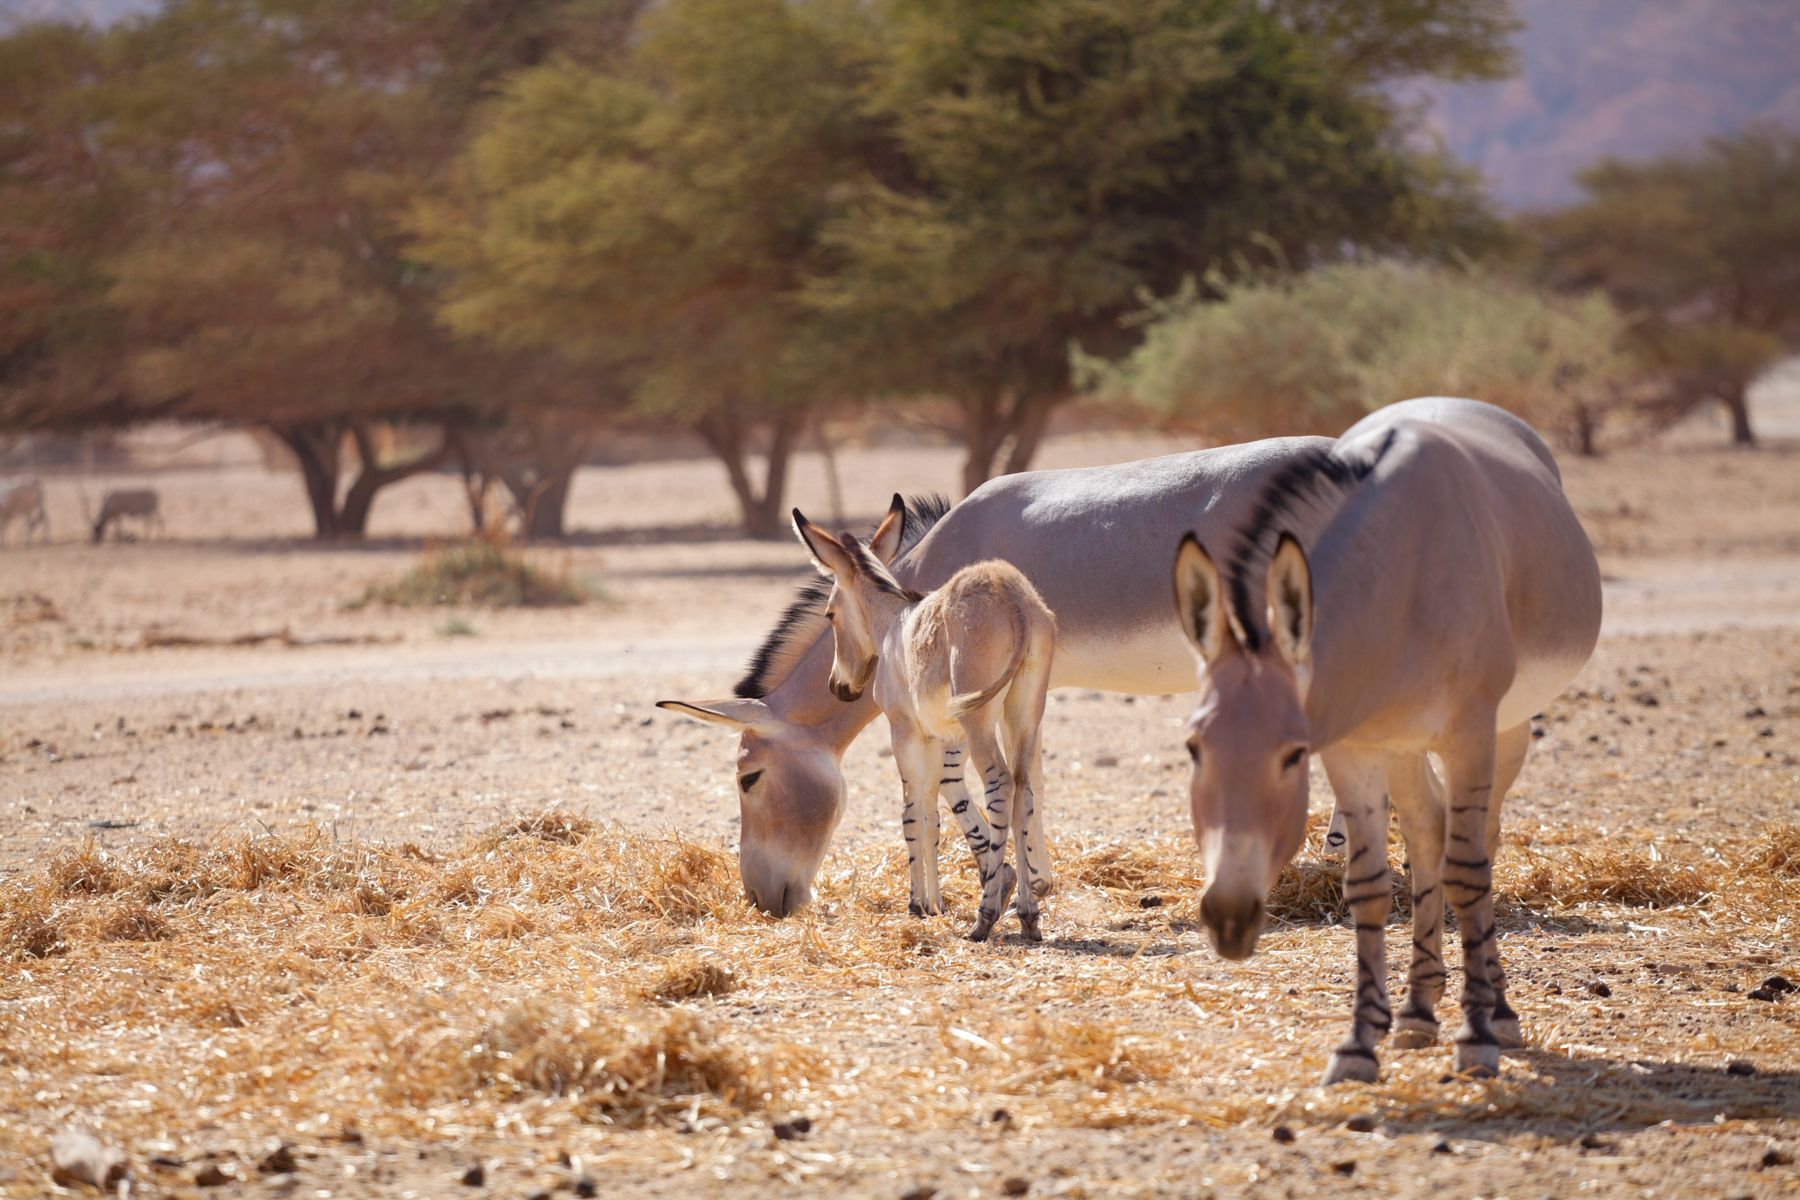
89,0,636,537
414,0,866,537
1532,126,1800,446
807,0,1510,493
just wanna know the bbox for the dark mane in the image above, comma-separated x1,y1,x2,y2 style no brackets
1224,429,1396,652
733,493,951,698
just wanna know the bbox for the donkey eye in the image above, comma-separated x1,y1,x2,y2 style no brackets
1281,746,1308,772
739,770,763,791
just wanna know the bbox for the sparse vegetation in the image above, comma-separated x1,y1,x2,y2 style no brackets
354,537,587,610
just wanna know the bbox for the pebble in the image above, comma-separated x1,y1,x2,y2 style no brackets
49,1126,127,1190
1271,1126,1296,1144
1344,1115,1377,1133
1586,980,1611,998
195,1163,234,1187
1431,1138,1453,1154
1330,1160,1356,1176
460,1164,485,1186
1001,1178,1031,1196
1726,1059,1758,1077
258,1144,297,1175
1763,1147,1794,1169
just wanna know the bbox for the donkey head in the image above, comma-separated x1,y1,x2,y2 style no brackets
791,496,909,704
653,696,845,917
1172,531,1315,961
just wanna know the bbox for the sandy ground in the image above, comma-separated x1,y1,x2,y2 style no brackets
1,403,1798,1198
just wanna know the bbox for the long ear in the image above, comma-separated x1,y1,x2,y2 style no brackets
1265,532,1313,667
1173,533,1233,663
655,698,775,731
867,494,907,564
791,508,856,580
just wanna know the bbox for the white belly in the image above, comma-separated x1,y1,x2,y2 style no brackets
1050,625,1199,696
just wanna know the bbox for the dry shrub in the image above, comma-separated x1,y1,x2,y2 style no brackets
92,899,170,942
1745,823,1800,877
388,997,809,1124
1060,839,1200,894
618,837,743,922
643,952,737,1002
49,842,125,896
1502,845,1710,908
355,536,586,610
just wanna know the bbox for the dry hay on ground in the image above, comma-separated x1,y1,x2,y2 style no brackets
0,813,1796,1196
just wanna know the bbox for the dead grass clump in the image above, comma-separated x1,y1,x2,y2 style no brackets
1503,845,1710,908
945,1017,1175,1092
623,837,744,923
49,842,126,896
0,888,67,960
643,952,738,1002
355,537,586,610
1744,823,1800,877
391,998,808,1124
92,899,170,942
1060,839,1200,894
474,810,596,851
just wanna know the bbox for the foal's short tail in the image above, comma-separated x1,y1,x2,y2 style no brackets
947,612,1028,720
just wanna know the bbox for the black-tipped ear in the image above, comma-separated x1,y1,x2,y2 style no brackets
868,494,908,564
792,509,853,579
655,697,775,731
1173,533,1234,664
1266,532,1313,666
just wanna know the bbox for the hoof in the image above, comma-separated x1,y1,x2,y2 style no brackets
968,910,998,942
907,900,942,919
1390,1017,1439,1050
1322,1047,1380,1085
1453,1039,1500,1077
1017,912,1042,943
1491,1016,1524,1049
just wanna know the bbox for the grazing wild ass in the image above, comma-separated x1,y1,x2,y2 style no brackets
90,488,163,543
658,436,1338,918
0,476,48,544
1171,398,1601,1083
793,500,1056,941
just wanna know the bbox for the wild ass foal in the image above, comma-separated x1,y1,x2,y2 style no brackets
1172,398,1601,1084
793,502,1055,941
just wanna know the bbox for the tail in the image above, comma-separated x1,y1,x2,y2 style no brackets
947,610,1028,720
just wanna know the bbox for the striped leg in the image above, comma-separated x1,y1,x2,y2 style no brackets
1388,753,1447,1049
890,720,945,917
964,720,1017,942
1486,722,1531,1049
1319,750,1394,1085
1441,719,1502,1076
939,743,1008,895
1002,678,1051,943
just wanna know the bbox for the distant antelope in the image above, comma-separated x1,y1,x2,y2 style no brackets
90,488,164,543
1171,398,1601,1084
0,476,48,545
797,497,1055,941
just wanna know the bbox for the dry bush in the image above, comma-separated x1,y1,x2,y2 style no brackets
643,952,738,1002
0,887,67,960
90,899,170,942
474,809,595,850
1059,838,1201,895
49,842,126,896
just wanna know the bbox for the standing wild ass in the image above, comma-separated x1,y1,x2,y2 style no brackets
1171,398,1601,1082
0,476,48,544
659,436,1337,918
792,501,1056,941
90,488,164,543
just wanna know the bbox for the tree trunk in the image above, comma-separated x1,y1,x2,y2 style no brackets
697,407,801,539
815,418,846,527
336,422,457,538
1725,385,1756,447
271,421,344,539
958,391,1059,494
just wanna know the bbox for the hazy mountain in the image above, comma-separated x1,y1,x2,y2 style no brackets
1411,0,1800,210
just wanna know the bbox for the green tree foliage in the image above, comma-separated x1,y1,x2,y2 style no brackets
1085,261,1635,453
414,0,868,537
809,0,1507,492
1532,126,1800,446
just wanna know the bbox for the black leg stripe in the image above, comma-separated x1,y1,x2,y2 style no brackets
1346,868,1387,887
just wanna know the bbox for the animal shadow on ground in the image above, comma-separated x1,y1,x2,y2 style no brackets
1373,1050,1800,1143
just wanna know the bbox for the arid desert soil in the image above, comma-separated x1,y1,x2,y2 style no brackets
0,415,1796,1199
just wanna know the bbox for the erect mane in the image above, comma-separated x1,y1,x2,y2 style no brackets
733,493,951,698
1224,429,1396,653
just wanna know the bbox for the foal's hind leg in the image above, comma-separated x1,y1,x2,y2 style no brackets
961,713,1018,942
1388,753,1446,1050
1485,721,1531,1049
938,743,1008,897
1001,656,1053,943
